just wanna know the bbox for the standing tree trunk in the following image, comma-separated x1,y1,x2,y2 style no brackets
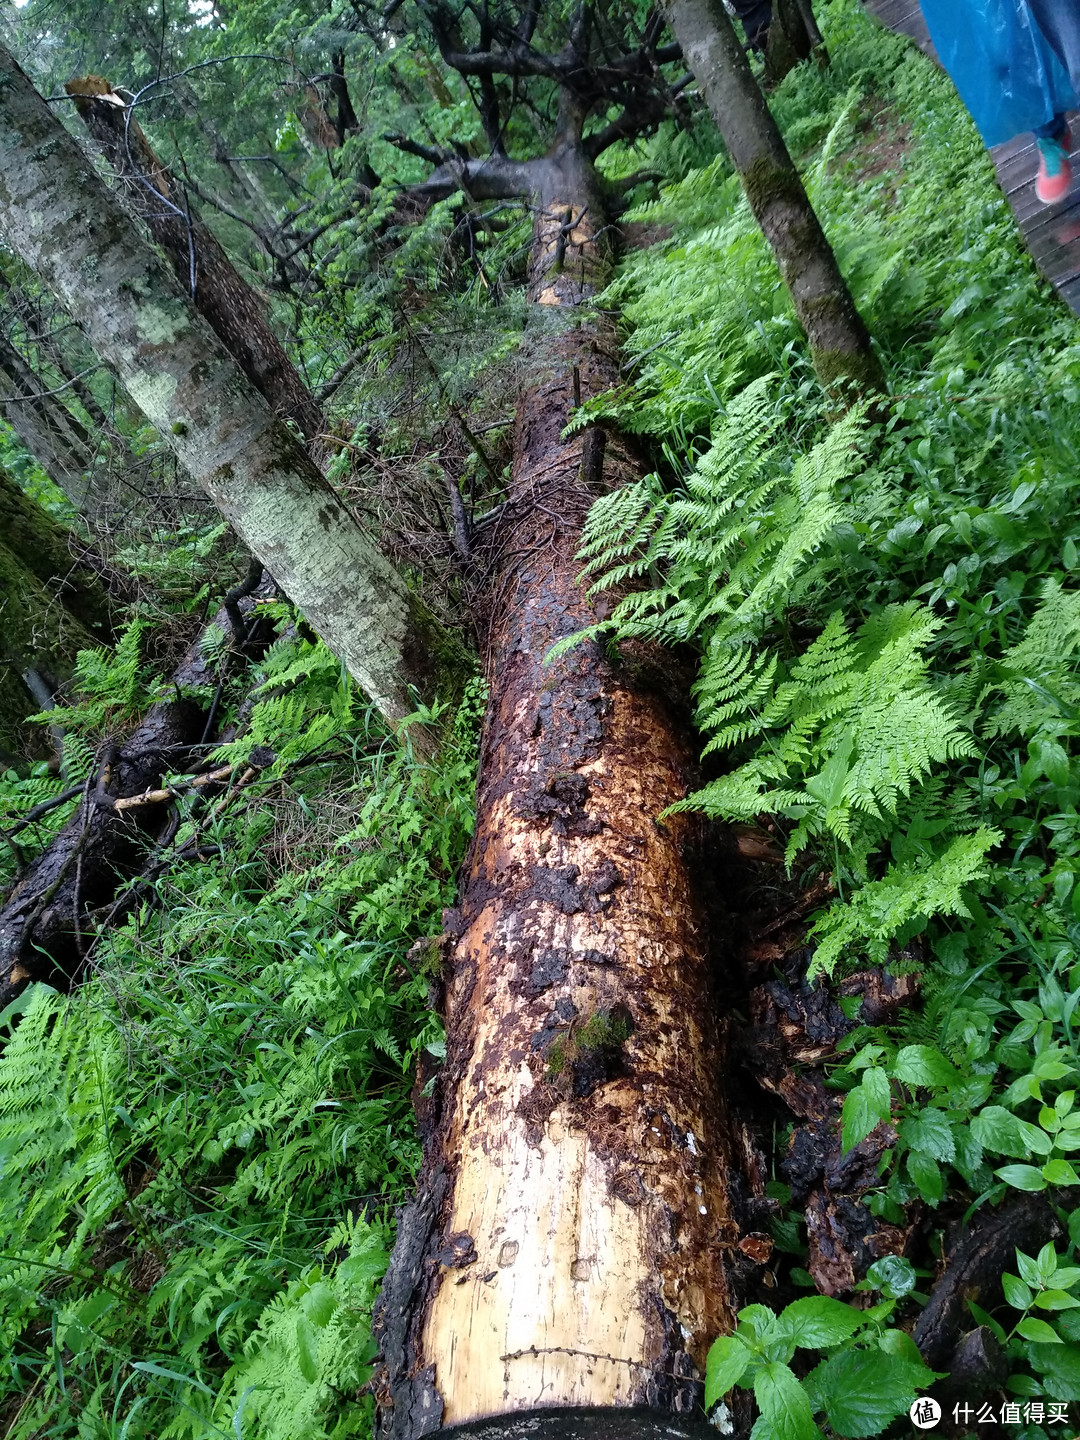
0,43,453,728
374,140,736,1438
666,0,882,395
65,76,323,443
0,327,101,507
0,466,111,757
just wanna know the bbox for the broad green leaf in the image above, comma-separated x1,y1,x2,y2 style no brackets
972,1105,1052,1158
891,1045,958,1088
865,1255,916,1300
898,1109,955,1162
842,1069,891,1151
1043,1158,1080,1185
1016,1317,1063,1344
819,1349,919,1437
1003,1273,1034,1311
705,1334,752,1406
1026,1341,1080,1400
1038,1243,1061,1279
1034,1290,1080,1310
296,1314,319,1383
776,1296,864,1348
906,1151,944,1204
302,1281,336,1328
996,1164,1049,1191
1017,1250,1043,1287
875,1328,939,1387
752,1361,821,1440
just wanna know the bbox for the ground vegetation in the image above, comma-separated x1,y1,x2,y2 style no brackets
0,2,1079,1437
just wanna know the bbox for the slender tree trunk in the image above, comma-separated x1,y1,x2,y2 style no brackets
765,0,816,82
0,328,101,507
0,466,111,756
66,76,323,443
0,43,453,727
374,143,735,1437
0,271,113,435
666,0,882,395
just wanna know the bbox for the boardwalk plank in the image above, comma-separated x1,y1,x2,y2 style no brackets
859,0,1080,314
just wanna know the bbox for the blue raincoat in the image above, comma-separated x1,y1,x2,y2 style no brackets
919,0,1080,146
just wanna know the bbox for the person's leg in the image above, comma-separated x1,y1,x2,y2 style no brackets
729,0,773,54
1028,0,1080,94
1035,110,1072,204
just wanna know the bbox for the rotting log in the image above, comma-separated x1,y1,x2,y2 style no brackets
66,76,323,444
0,579,274,1009
374,143,737,1438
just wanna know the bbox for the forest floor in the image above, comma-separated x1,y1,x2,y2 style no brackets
3,1,1080,1436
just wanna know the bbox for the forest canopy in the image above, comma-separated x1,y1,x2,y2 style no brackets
1,1,1080,1437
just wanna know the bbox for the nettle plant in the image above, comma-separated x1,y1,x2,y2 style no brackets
705,1257,937,1439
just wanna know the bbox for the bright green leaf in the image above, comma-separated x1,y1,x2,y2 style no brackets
752,1362,821,1440
705,1334,752,1407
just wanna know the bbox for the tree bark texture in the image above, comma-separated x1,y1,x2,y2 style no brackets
0,579,270,1008
0,44,445,726
665,0,881,395
0,465,113,753
65,76,323,443
374,153,735,1438
0,327,101,507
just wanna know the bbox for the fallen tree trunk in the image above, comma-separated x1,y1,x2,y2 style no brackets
374,143,736,1437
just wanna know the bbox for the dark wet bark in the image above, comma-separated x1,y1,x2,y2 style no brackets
0,466,113,755
0,580,274,1008
374,147,736,1440
665,0,882,396
66,76,323,443
765,0,816,82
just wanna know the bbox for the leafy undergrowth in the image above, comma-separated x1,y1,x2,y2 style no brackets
0,629,482,1438
6,0,1080,1435
572,0,1080,1430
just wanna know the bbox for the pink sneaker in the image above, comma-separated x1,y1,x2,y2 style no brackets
1036,134,1072,205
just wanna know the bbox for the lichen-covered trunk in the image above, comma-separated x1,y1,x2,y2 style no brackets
666,0,881,395
66,77,322,443
374,160,735,1439
0,43,445,726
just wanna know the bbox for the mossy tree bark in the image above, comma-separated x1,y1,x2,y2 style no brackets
665,0,882,396
0,466,111,756
374,133,736,1440
66,76,322,444
0,43,450,728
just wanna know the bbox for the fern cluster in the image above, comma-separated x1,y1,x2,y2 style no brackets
0,632,481,1438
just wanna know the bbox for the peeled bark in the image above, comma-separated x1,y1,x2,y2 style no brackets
66,76,323,443
665,0,882,395
374,147,735,1438
0,43,449,727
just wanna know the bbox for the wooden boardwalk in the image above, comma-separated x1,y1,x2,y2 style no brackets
862,0,1080,314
